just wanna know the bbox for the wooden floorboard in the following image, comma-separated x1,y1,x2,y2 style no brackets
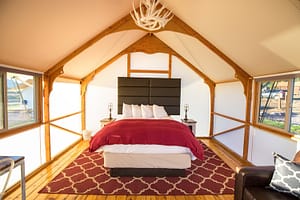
4,139,251,200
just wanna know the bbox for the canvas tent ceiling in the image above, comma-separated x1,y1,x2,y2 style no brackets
0,0,300,82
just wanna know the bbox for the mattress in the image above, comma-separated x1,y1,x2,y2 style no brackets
103,152,191,169
98,144,193,169
97,144,196,159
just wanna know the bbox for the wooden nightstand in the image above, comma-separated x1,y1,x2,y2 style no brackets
181,119,197,135
100,118,116,127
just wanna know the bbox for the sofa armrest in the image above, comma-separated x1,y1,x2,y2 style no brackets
234,166,274,200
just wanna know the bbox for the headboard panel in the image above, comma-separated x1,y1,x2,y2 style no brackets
118,77,181,115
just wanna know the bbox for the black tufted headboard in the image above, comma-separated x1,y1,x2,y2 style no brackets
118,77,181,115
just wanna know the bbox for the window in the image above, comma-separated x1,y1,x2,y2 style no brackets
128,53,171,78
256,76,300,135
0,74,3,129
0,67,41,131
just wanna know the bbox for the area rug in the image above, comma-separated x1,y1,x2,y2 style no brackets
39,143,235,195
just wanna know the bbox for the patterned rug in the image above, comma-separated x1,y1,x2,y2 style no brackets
39,143,235,195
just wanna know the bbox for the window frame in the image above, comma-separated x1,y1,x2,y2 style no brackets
127,53,172,78
253,73,300,137
0,67,42,137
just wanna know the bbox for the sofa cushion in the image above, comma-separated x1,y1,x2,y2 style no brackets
244,187,299,200
269,152,300,198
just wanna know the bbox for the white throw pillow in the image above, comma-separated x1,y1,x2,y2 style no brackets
153,104,168,119
132,104,142,118
122,103,132,118
141,104,154,118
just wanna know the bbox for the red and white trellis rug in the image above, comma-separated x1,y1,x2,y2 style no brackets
39,143,235,195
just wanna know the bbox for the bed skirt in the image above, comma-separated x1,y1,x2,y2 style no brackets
109,168,186,177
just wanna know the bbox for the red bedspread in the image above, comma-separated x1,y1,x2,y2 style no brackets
89,119,204,160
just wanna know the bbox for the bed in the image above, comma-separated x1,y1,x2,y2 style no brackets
89,77,204,177
89,117,204,176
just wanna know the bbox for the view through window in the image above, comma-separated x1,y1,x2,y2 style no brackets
290,78,300,134
0,74,3,129
258,78,300,135
6,72,37,129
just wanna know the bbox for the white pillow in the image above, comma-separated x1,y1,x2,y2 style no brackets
122,103,132,118
153,104,168,118
141,104,154,118
132,104,142,118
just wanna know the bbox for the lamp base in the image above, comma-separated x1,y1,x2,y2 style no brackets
109,110,112,120
184,110,188,121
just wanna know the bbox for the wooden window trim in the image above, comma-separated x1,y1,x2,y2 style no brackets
0,67,42,136
252,78,297,139
127,53,172,78
0,122,42,139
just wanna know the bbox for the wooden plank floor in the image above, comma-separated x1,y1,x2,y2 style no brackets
4,139,251,200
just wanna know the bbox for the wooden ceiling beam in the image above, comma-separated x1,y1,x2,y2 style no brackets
164,15,252,95
46,14,135,80
46,11,252,95
82,34,215,87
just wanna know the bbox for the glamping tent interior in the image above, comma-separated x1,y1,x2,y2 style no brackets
0,0,300,199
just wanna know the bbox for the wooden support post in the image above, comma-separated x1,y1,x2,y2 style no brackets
168,54,172,78
242,77,253,160
80,79,89,133
43,67,64,162
127,53,131,77
43,75,51,162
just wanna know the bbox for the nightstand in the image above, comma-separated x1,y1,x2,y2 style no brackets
100,118,116,127
181,119,197,135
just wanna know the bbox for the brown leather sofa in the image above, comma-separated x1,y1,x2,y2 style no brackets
234,166,298,200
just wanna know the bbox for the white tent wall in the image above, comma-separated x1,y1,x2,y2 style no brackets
214,82,298,165
49,81,82,157
215,82,246,119
248,128,297,165
86,55,128,133
214,82,246,158
172,56,210,137
85,54,211,137
50,81,81,119
0,127,44,188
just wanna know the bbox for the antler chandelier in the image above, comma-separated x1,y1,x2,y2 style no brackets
130,0,173,32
